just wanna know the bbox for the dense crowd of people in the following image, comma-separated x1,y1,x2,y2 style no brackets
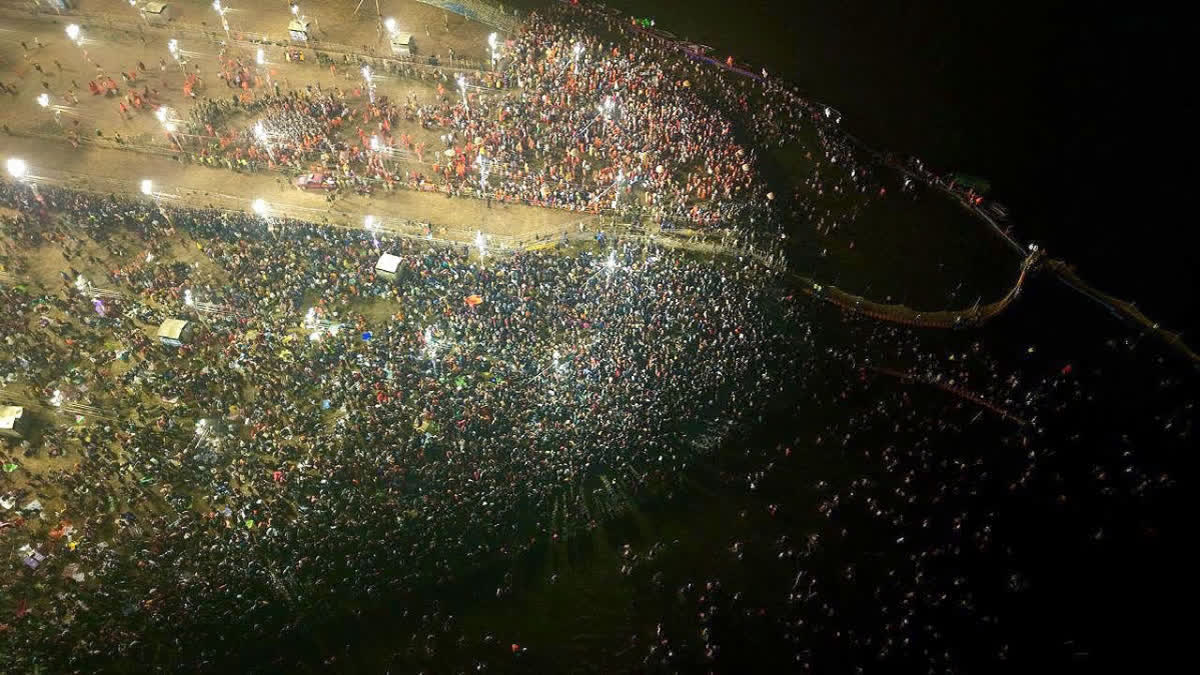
173,5,788,230
0,174,796,669
0,3,1190,673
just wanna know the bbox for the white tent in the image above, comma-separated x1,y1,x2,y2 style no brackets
375,253,401,278
288,17,317,42
390,32,415,56
141,2,179,26
156,318,193,346
0,406,28,439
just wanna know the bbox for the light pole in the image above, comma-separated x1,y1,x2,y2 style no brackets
580,96,615,139
362,65,376,103
6,158,27,180
487,32,499,70
156,106,182,147
213,1,232,38
365,215,381,249
253,121,275,162
256,47,273,89
384,17,397,55
251,198,275,233
6,158,35,198
167,39,186,73
475,230,487,259
476,151,490,194
424,326,439,372
39,91,63,126
65,24,87,65
128,0,151,25
456,74,468,113
140,179,154,196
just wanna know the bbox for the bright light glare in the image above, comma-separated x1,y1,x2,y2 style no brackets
6,158,27,178
212,0,223,12
488,32,498,49
361,65,371,80
36,93,49,108
605,249,617,270
184,289,194,305
251,198,268,215
140,179,153,195
168,39,179,55
65,24,80,41
164,122,177,132
256,48,265,65
370,136,381,151
290,3,299,15
253,121,267,141
384,17,397,33
364,215,377,230
155,107,168,122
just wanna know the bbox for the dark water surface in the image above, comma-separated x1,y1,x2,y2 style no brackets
599,0,1196,330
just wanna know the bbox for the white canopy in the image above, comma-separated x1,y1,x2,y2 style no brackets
157,318,190,340
375,253,401,274
0,406,25,435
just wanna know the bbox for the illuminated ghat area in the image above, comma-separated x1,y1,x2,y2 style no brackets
0,1,1191,672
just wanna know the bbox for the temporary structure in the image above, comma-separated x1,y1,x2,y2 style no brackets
288,17,319,42
0,406,29,439
156,318,194,346
140,1,179,26
375,253,402,279
390,32,415,56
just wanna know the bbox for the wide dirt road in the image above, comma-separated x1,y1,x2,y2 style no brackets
3,135,592,244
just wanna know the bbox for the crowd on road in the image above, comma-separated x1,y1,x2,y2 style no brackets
171,6,783,230
0,176,791,670
3,174,1187,672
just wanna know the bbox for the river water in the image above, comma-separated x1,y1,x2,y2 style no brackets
219,2,1191,671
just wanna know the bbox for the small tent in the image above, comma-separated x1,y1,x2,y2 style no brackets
390,33,415,57
141,2,179,26
375,253,402,279
288,17,318,42
156,318,194,346
0,406,29,439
